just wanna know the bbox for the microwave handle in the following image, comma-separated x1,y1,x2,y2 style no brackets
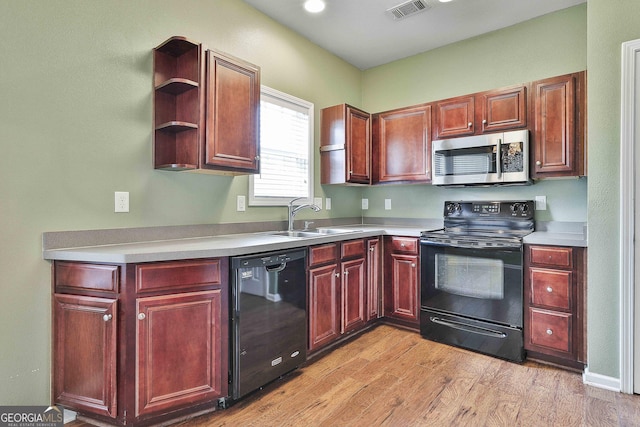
496,138,502,180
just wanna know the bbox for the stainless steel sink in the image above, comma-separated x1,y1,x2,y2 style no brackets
314,228,363,234
265,230,323,238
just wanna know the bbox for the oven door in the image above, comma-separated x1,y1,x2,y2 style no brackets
420,240,523,327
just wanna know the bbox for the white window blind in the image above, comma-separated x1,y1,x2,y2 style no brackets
249,86,314,206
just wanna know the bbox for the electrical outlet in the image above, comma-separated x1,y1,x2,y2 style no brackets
385,199,392,210
114,191,129,213
325,198,332,210
237,195,246,212
535,196,547,210
313,197,323,209
361,198,369,210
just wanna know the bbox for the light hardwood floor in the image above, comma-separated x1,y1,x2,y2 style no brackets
72,324,640,426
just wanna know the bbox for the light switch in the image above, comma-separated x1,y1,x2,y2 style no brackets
535,196,547,210
361,198,369,210
237,195,246,212
385,199,392,210
325,198,332,210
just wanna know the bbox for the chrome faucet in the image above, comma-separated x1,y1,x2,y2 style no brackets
287,197,321,231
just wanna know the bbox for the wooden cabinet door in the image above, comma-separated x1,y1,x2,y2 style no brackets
53,294,117,418
346,106,371,183
308,263,341,351
532,72,586,178
384,253,419,323
341,257,366,333
373,104,431,183
136,290,227,417
434,95,475,139
366,238,381,321
477,85,527,133
204,49,260,173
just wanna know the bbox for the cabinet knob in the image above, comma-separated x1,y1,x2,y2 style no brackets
546,329,553,335
349,170,353,174
335,273,340,278
103,314,112,322
401,243,405,247
343,270,349,276
468,122,473,128
546,286,553,293
138,313,146,320
536,161,542,166
255,155,260,161
482,119,487,124
411,263,416,268
369,247,375,252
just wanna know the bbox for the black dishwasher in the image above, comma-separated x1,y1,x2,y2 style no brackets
230,249,307,400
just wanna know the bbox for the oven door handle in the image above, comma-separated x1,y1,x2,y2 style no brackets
420,240,521,250
429,316,508,339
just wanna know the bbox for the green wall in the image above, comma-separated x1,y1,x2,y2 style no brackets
2,0,635,405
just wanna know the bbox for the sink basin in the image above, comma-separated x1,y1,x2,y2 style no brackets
265,230,323,238
314,228,363,234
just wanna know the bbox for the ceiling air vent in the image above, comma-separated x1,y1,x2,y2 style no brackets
387,0,430,20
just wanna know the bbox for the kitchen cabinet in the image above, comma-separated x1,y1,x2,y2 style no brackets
153,36,260,175
531,71,586,178
308,239,367,352
524,245,586,370
153,36,203,171
372,103,432,183
433,85,527,140
366,237,381,321
52,258,229,426
320,104,371,184
203,49,260,174
383,236,420,328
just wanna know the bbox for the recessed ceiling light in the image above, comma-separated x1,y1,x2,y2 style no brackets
304,0,325,13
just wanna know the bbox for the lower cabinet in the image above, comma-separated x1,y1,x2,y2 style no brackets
383,236,420,328
52,258,229,426
524,245,586,369
308,239,369,353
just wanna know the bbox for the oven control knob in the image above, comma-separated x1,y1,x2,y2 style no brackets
510,203,520,213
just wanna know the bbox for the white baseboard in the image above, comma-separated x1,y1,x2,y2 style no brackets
583,368,622,392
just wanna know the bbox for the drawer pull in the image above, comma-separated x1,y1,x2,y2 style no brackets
546,329,553,335
401,243,406,247
546,286,553,293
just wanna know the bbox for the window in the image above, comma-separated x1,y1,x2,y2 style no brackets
249,86,314,206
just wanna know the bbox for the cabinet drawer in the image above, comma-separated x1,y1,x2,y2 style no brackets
309,243,338,267
530,268,572,310
136,259,223,293
528,308,571,353
529,246,573,268
389,237,418,254
55,262,119,293
341,239,365,259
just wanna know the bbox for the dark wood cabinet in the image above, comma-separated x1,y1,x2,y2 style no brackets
320,104,371,184
531,71,586,178
52,258,228,426
136,290,227,417
153,36,260,175
372,103,432,183
383,236,420,328
53,294,117,418
308,239,367,352
153,36,203,171
204,49,260,174
434,95,475,139
366,237,381,321
434,85,527,140
524,245,586,370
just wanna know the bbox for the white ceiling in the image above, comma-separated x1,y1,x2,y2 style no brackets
242,0,586,70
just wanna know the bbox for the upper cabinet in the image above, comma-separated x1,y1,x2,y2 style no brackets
153,36,260,175
320,104,371,185
372,103,432,183
433,85,527,140
531,71,586,178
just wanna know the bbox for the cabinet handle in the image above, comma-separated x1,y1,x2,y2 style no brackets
546,329,553,335
335,273,340,278
138,313,146,320
103,314,112,322
255,155,260,161
482,119,487,124
411,263,416,268
546,286,553,293
536,160,542,166
343,270,349,276
349,170,353,174
468,122,473,128
400,243,405,247
369,247,375,252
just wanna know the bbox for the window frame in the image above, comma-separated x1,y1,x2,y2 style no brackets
249,85,315,207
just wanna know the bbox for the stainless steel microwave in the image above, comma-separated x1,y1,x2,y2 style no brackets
431,130,529,186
